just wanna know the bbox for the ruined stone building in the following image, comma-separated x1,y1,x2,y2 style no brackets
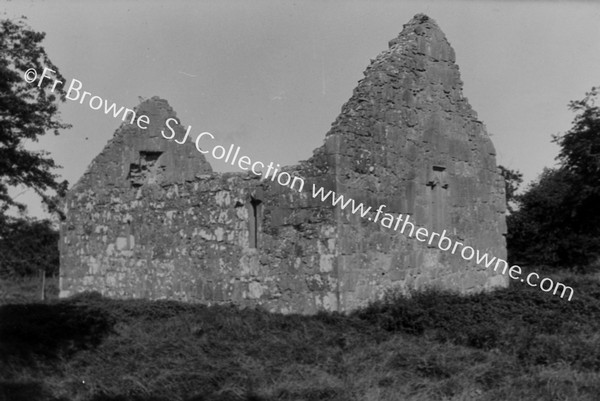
59,14,507,314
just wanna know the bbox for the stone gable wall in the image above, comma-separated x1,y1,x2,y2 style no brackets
309,14,508,310
59,14,508,314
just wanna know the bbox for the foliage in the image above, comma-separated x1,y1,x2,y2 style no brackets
0,300,115,361
507,87,600,268
0,16,70,223
498,165,523,214
0,217,59,277
0,275,59,304
1,273,600,400
506,167,583,266
553,86,600,187
552,86,600,240
356,278,600,371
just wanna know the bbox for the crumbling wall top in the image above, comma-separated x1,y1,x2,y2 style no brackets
70,96,213,194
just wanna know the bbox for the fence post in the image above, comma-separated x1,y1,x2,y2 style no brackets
40,268,45,301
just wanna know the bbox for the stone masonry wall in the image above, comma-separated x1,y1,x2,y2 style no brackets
60,14,508,314
306,14,508,311
60,99,341,314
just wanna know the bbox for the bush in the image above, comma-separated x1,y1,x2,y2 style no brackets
0,299,115,361
507,87,600,270
0,217,59,277
353,279,600,368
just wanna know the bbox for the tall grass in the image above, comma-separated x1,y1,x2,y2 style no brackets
0,275,59,305
1,271,599,401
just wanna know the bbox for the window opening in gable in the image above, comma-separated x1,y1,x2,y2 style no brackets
127,151,164,188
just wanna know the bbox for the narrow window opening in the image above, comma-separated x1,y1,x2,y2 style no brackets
428,165,448,235
248,197,262,249
126,220,132,249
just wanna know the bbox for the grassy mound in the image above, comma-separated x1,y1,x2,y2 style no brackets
1,272,599,401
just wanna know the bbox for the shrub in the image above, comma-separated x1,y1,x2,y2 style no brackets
0,217,59,277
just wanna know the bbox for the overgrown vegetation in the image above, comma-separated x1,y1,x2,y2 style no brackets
506,87,600,269
1,274,600,401
0,217,59,278
0,275,58,304
0,17,70,223
0,16,63,285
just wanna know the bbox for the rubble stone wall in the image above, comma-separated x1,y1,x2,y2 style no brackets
60,14,508,313
309,14,508,311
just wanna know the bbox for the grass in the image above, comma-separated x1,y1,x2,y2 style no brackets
0,275,59,305
1,271,600,401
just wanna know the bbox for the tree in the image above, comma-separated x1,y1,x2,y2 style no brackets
498,165,523,213
0,16,70,224
552,86,600,236
0,217,59,277
506,167,584,267
553,86,600,186
507,87,600,269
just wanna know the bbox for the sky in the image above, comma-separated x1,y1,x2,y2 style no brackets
3,0,600,219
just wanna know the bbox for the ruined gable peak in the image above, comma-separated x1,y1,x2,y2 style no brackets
69,96,213,195
321,13,477,147
368,13,457,79
310,13,496,201
388,14,446,50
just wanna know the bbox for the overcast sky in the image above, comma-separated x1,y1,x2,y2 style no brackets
4,0,600,219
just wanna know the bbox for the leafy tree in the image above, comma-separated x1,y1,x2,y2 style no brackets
553,87,600,185
0,16,70,224
498,165,523,213
506,168,581,266
0,217,59,277
507,87,600,269
552,86,600,236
